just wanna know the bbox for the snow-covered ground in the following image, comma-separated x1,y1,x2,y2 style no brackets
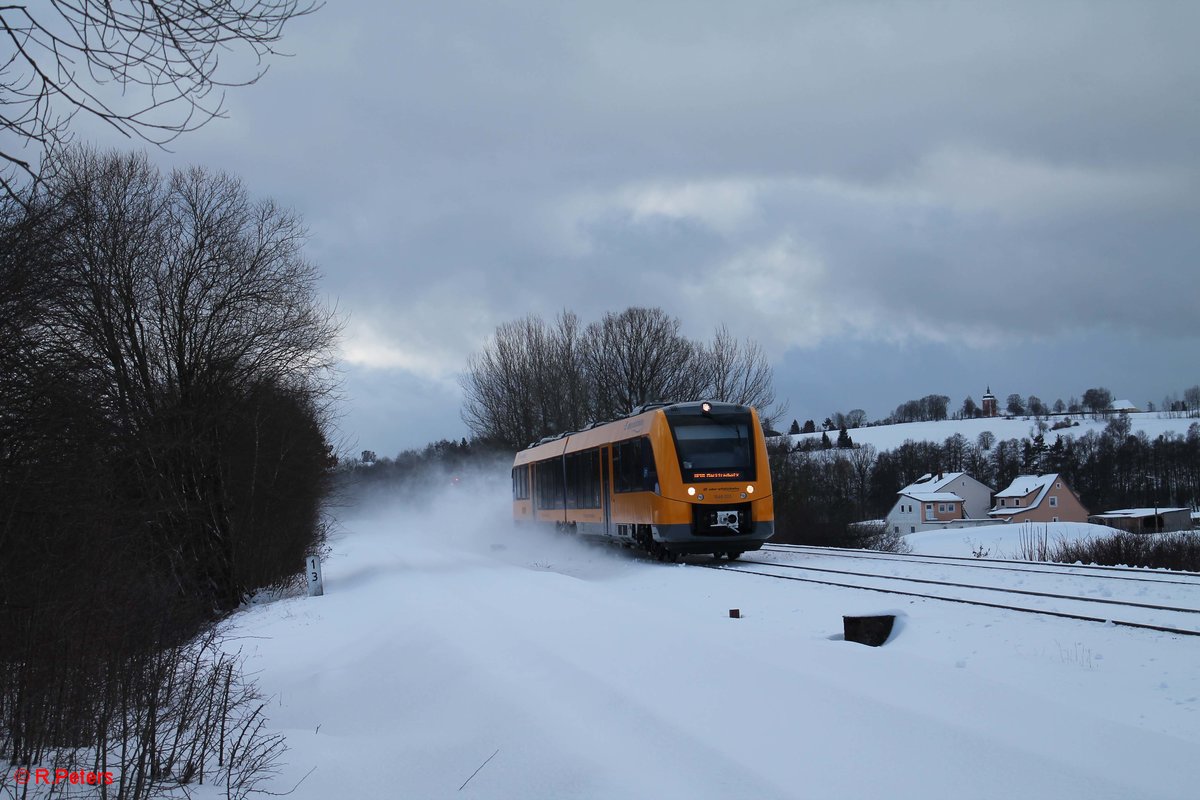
905,520,1130,560
207,484,1198,800
787,411,1199,452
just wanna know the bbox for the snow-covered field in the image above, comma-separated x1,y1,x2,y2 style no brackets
211,485,1199,800
787,411,1198,452
905,520,1133,559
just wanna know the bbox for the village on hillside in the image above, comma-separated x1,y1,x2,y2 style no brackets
785,386,1200,540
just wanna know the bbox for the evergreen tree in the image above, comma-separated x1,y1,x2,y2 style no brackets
789,419,801,435
821,431,832,449
837,426,853,448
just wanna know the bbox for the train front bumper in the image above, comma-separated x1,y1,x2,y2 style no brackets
651,521,774,553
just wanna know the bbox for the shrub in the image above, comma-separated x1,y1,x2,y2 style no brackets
1050,531,1200,572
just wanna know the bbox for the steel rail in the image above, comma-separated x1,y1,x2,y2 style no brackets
760,543,1200,586
732,558,1200,614
705,562,1200,637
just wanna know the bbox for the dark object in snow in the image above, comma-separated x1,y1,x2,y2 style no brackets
729,609,741,619
843,614,895,646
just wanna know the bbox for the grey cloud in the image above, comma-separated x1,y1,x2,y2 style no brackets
70,1,1200,452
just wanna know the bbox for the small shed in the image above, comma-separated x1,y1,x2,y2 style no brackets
1088,508,1192,534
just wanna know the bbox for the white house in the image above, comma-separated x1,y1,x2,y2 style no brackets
903,472,994,518
885,472,995,535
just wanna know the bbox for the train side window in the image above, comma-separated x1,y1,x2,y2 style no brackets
535,460,564,509
563,450,601,509
614,437,655,493
511,462,530,501
563,455,577,508
511,465,530,500
613,440,633,493
640,437,658,492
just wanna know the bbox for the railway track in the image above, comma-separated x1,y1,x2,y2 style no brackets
704,548,1200,637
759,543,1200,587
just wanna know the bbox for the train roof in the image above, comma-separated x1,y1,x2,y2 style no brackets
513,401,756,465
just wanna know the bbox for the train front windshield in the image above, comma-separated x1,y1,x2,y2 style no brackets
668,413,757,482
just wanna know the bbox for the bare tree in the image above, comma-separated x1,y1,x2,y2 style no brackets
943,433,968,471
34,146,339,608
460,312,591,450
1,0,317,200
2,149,336,791
462,308,783,449
1184,385,1200,415
701,324,783,428
583,307,706,419
1082,387,1113,416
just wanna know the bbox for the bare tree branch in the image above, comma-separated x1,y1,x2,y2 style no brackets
1,0,319,201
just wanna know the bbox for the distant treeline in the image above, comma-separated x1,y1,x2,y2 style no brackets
803,384,1200,431
333,439,511,506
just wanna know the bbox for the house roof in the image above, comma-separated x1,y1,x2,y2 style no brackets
989,473,1069,516
994,474,1058,499
900,471,980,495
1091,508,1190,519
902,492,963,503
1109,399,1139,412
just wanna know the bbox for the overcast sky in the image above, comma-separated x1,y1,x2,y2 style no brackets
86,1,1200,455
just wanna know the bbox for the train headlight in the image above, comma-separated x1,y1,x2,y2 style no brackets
746,485,754,494
687,486,696,496
701,401,712,414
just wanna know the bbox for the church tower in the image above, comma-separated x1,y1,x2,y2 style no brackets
981,386,998,417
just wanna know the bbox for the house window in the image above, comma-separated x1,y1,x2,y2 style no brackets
894,526,900,534
938,503,945,513
1014,499,1020,507
1049,496,1058,508
910,526,915,533
1052,516,1059,522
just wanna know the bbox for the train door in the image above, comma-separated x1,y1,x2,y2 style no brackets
600,445,612,536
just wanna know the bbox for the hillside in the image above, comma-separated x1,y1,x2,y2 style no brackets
786,412,1198,452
